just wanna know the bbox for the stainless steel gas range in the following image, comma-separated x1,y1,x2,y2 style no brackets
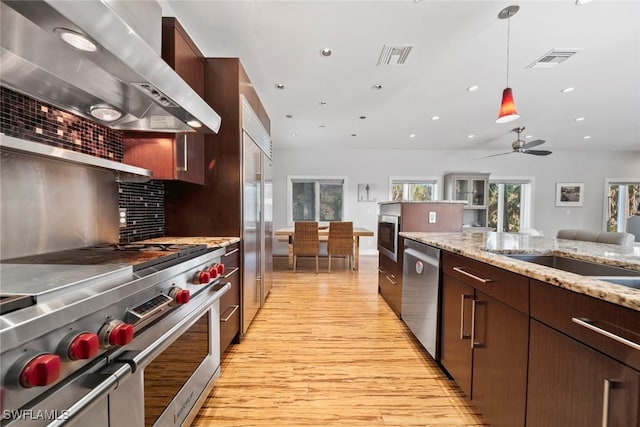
0,243,230,427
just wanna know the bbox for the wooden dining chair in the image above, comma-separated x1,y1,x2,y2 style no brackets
293,221,320,273
327,221,354,273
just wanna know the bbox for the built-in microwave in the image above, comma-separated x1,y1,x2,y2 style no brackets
378,214,400,262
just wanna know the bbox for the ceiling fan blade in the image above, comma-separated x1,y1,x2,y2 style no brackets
476,151,513,159
525,150,552,156
521,139,545,149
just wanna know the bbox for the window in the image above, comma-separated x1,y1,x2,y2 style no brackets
488,178,533,232
288,177,345,223
606,180,640,232
389,177,439,202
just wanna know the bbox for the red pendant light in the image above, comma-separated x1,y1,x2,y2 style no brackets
497,87,519,123
496,5,520,124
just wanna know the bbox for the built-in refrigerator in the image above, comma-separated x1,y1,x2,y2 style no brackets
241,97,273,334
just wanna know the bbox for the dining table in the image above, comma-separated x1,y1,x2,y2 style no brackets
274,226,374,270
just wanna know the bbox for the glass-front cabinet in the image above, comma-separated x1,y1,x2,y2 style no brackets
445,172,491,228
450,174,489,209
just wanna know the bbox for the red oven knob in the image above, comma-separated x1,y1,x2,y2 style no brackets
19,354,61,388
215,263,225,275
99,320,134,348
169,287,190,305
63,332,100,360
195,270,210,284
68,333,100,360
208,266,219,279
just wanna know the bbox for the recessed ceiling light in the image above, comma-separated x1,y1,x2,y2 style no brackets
286,114,293,118
575,0,592,5
275,83,285,90
525,135,533,139
89,104,121,122
467,134,475,139
409,134,416,138
291,133,297,137
372,84,383,90
186,119,202,128
467,85,479,92
359,116,366,120
431,115,440,121
575,117,585,121
319,101,327,106
55,28,97,52
320,48,332,57
561,87,575,93
583,135,591,139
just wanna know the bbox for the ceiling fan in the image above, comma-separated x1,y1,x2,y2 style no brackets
483,127,552,158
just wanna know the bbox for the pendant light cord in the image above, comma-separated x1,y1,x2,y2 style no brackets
506,16,511,87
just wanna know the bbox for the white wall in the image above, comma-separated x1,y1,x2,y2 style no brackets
272,148,640,256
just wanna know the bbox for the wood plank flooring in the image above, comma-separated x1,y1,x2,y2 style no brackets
193,256,487,426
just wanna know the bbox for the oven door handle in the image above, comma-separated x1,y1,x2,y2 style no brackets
46,362,132,427
125,283,231,370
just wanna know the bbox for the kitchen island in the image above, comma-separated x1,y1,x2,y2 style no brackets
399,231,639,427
400,231,640,310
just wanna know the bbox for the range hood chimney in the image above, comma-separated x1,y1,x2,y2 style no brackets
1,0,221,133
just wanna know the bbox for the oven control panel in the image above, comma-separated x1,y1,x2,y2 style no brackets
126,294,173,330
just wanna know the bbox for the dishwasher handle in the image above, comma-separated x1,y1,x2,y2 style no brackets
403,248,440,269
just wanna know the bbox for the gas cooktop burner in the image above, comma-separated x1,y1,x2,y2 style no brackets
85,243,206,253
1,242,209,273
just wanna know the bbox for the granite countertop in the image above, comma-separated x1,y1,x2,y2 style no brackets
140,236,240,249
400,231,640,311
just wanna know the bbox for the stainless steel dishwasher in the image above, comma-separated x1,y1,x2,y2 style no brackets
402,239,441,359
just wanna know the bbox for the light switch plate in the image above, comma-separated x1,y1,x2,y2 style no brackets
429,211,437,223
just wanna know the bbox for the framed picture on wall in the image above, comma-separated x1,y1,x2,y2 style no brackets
358,183,377,202
555,182,584,207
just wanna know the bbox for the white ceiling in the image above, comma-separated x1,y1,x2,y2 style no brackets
163,0,640,154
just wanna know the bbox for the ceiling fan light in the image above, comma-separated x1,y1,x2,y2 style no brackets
496,87,520,123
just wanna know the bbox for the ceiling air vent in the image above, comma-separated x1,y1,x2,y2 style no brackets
377,44,414,66
527,49,582,69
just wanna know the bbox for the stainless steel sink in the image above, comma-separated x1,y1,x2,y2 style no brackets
505,254,640,289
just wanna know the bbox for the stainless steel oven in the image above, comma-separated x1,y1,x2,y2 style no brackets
1,245,230,427
378,214,400,262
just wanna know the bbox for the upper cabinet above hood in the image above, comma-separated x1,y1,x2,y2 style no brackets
0,0,221,133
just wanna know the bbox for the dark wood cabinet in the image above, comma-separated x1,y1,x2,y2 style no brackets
440,251,529,427
123,132,204,184
527,319,640,427
471,291,528,427
123,17,205,184
378,237,403,317
219,242,241,353
528,279,640,426
162,17,205,98
440,275,474,397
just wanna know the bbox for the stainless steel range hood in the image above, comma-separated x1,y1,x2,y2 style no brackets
0,0,221,133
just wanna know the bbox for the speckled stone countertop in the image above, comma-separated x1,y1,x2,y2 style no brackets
140,236,240,249
400,231,640,311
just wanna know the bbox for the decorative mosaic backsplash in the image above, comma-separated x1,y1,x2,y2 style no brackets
0,87,164,243
1,86,123,161
118,182,165,243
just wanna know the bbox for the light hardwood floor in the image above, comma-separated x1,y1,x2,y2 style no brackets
193,256,487,426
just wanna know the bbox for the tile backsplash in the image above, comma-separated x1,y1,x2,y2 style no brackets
0,87,164,243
